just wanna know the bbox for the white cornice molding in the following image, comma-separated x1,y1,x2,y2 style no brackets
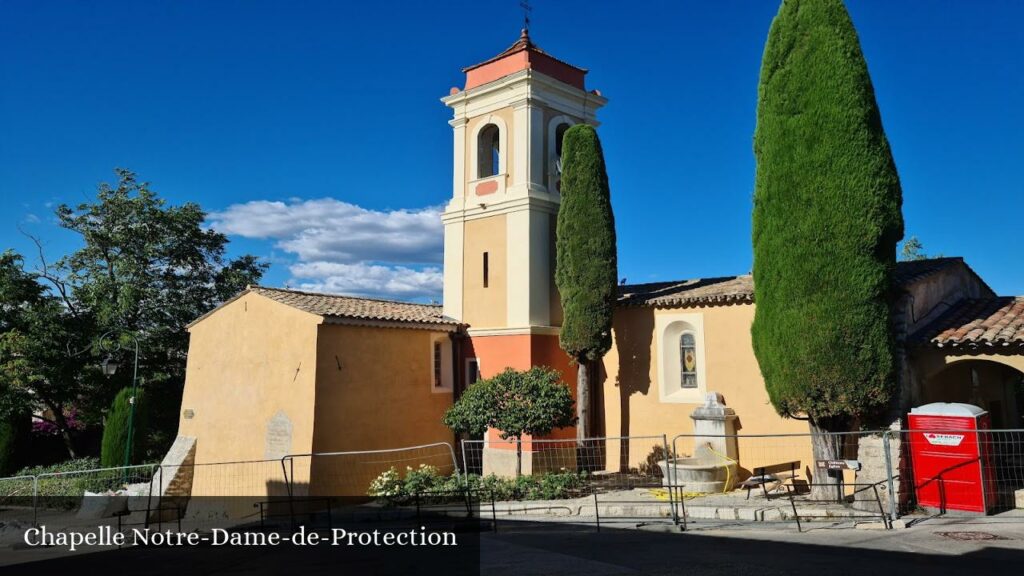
467,326,561,337
442,195,559,223
442,70,606,123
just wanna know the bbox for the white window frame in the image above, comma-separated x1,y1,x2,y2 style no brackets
430,334,453,393
655,312,707,403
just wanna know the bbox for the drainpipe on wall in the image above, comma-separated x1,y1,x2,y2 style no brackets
449,330,466,401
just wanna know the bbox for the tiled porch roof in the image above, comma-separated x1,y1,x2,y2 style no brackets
913,297,1024,349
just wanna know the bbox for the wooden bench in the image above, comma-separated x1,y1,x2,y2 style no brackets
739,461,800,500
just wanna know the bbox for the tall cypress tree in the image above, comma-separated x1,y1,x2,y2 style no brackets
751,0,904,489
555,124,618,442
101,387,148,467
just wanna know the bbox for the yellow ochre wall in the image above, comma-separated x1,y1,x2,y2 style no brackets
178,292,320,496
461,215,507,328
600,303,815,480
308,323,456,496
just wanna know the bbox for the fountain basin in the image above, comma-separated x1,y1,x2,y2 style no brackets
657,457,737,494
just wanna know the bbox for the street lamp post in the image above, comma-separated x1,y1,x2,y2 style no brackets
97,333,141,469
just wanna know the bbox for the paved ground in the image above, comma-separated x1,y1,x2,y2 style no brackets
482,516,1024,575
2,515,1022,575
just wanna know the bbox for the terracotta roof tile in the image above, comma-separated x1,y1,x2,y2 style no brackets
618,258,968,310
618,275,754,308
192,259,981,327
914,297,1024,349
250,286,456,327
462,28,587,74
892,257,965,287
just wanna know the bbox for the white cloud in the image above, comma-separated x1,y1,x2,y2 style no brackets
208,198,444,300
208,198,442,264
289,262,442,301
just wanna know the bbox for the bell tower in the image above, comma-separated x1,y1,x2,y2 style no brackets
441,30,605,380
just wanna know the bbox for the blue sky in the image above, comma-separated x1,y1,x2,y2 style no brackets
2,0,1022,301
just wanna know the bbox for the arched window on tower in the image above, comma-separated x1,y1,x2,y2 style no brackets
680,333,697,389
553,123,571,192
555,123,570,158
477,124,501,178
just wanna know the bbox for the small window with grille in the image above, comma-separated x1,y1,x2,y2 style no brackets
433,341,443,387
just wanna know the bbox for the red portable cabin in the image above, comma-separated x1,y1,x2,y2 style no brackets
908,403,996,514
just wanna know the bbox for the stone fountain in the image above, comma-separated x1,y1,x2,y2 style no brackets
658,392,739,493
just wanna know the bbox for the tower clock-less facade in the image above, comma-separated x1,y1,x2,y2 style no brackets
440,30,606,389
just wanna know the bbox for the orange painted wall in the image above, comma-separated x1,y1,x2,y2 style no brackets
466,333,579,450
308,323,457,496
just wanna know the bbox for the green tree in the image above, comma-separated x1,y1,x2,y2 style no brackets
100,387,149,467
899,235,941,261
50,169,266,456
1,170,266,461
0,411,31,475
0,251,96,457
751,0,904,493
555,124,618,442
900,236,925,261
443,367,576,477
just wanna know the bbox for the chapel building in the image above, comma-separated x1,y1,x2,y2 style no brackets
168,30,1024,497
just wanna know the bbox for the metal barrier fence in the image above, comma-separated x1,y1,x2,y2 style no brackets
281,442,459,498
3,430,1024,532
164,459,289,526
461,435,677,527
668,431,894,530
35,463,159,502
883,428,1024,519
0,464,159,526
0,474,38,525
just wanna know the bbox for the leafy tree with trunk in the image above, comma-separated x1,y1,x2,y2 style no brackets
49,170,265,455
443,367,576,477
0,250,96,457
555,124,618,442
751,0,904,495
0,169,266,459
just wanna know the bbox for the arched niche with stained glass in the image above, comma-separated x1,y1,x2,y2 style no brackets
680,332,698,389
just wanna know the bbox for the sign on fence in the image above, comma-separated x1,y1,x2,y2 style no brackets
815,460,861,471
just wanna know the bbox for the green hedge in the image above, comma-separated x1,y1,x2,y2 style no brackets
368,464,590,505
13,457,156,508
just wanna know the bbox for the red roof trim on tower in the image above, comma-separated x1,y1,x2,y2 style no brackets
462,29,587,91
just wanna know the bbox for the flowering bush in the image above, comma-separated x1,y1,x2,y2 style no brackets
366,466,589,505
31,408,86,436
367,467,403,501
